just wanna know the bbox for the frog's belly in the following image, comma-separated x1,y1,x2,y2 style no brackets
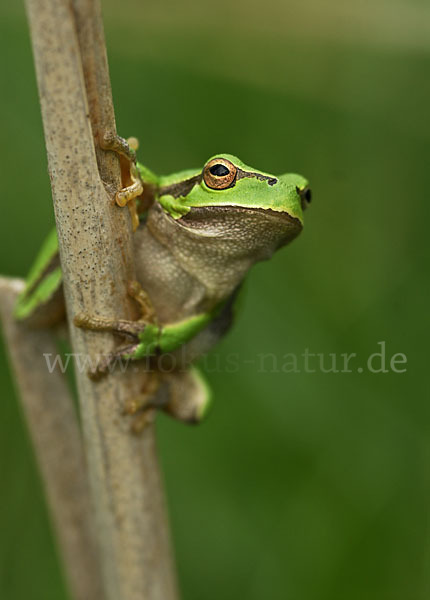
133,225,206,323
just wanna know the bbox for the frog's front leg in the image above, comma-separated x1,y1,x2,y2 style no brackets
73,279,156,378
101,130,138,164
100,131,143,230
73,313,146,338
86,342,142,381
74,310,213,425
72,313,144,380
74,280,216,425
73,312,159,380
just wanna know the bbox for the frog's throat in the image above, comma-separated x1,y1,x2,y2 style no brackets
177,205,302,230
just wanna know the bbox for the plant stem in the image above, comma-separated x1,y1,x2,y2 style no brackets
0,277,105,600
24,1,179,598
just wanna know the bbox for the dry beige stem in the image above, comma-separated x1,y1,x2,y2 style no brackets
23,0,179,598
0,277,104,600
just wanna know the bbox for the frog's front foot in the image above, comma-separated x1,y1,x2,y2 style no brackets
85,343,140,381
73,281,157,380
73,311,146,380
73,312,147,338
101,130,138,163
100,131,143,230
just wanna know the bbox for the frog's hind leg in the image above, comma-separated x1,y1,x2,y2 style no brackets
14,229,66,328
124,367,212,433
163,366,212,424
17,281,65,329
123,372,163,434
88,361,212,432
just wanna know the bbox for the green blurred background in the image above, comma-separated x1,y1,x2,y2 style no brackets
1,1,429,598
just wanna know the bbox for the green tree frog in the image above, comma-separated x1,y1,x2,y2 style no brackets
14,136,311,430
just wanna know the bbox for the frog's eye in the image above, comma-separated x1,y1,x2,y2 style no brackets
203,158,237,190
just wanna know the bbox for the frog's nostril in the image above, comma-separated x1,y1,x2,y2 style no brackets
297,186,312,210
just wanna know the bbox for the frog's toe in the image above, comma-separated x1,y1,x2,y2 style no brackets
130,408,156,434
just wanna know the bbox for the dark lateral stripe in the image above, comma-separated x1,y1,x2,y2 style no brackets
159,167,278,199
236,168,278,186
159,174,202,199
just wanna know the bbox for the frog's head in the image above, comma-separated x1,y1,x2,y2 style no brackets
157,153,311,257
190,153,309,218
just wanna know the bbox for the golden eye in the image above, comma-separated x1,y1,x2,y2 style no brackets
203,158,237,190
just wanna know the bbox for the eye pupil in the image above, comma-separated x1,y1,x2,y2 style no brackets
209,164,230,177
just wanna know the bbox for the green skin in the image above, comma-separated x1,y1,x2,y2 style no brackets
15,153,310,423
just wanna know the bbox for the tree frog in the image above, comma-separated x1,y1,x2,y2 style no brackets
14,136,311,431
